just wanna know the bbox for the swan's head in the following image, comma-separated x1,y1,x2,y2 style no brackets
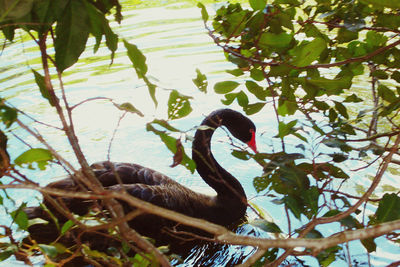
218,109,258,153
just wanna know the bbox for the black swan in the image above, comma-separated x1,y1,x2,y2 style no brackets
25,108,257,244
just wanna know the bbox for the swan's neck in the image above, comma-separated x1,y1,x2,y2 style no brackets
192,114,247,209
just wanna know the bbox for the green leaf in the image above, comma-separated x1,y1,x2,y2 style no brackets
32,0,69,33
193,68,207,93
337,28,358,44
150,119,181,132
144,78,157,106
392,71,400,83
275,10,295,31
55,0,90,72
231,150,250,160
197,2,208,22
214,81,240,94
61,220,75,235
123,40,148,78
277,100,298,116
253,176,270,193
224,9,248,37
378,84,397,103
305,229,323,239
14,148,53,170
323,209,340,218
329,153,348,163
303,186,319,215
314,101,330,110
132,252,158,267
269,65,292,77
334,101,349,119
123,40,157,105
329,108,337,122
278,120,297,138
32,69,55,106
236,91,249,107
250,68,264,81
244,102,265,115
284,195,302,219
227,69,244,77
0,101,17,128
361,237,377,253
32,0,51,23
371,70,388,79
344,94,363,103
304,23,327,40
317,246,340,267
339,215,361,229
104,23,118,58
325,163,350,179
1,25,15,41
11,205,28,230
296,75,352,95
245,81,268,100
146,124,195,173
39,244,59,258
259,32,293,49
359,0,400,8
114,102,144,117
375,193,400,223
323,139,352,153
290,38,326,67
365,31,388,49
221,93,237,105
167,90,192,120
84,1,104,52
84,1,118,56
379,99,400,116
275,0,300,4
279,164,310,192
250,219,282,233
249,0,266,10
0,250,13,262
0,0,34,20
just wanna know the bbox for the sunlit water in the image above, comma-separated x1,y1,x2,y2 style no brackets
0,2,399,266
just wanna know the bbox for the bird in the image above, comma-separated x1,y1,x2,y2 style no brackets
25,108,257,245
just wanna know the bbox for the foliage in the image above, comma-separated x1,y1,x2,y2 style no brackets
196,0,400,265
0,0,400,266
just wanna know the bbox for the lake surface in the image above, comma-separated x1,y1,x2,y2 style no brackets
0,1,399,266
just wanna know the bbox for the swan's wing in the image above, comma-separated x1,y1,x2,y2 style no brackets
91,161,176,187
107,183,216,219
106,183,189,211
46,161,176,190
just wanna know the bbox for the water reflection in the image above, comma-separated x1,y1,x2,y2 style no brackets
173,224,264,267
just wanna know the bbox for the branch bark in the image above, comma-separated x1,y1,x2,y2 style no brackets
3,182,400,256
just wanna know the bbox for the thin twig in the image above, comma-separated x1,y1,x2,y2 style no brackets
107,112,127,162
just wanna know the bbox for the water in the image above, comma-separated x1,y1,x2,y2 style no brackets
1,1,399,266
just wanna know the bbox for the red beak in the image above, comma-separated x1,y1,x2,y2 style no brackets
247,130,258,153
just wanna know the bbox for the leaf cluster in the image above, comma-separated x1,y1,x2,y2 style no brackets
1,0,120,72
198,0,400,265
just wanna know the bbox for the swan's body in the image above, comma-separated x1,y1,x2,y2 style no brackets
25,109,257,243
